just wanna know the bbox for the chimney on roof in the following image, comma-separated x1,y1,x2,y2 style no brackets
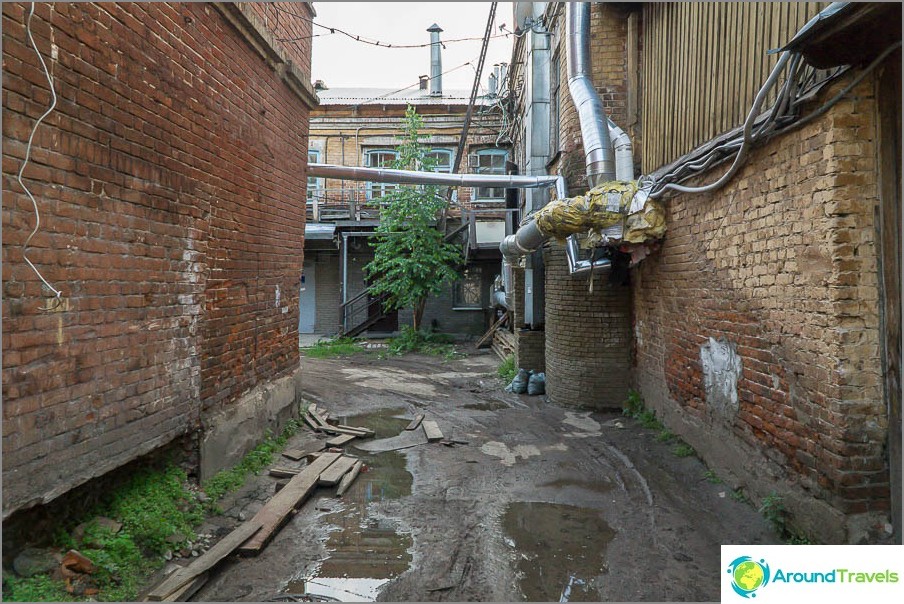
419,75,429,90
314,79,328,91
427,23,443,96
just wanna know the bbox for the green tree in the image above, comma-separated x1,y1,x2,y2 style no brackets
364,105,462,330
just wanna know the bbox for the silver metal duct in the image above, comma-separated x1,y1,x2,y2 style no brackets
308,163,565,193
608,118,634,181
428,23,443,96
567,2,615,187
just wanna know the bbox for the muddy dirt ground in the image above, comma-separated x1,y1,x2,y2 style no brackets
185,348,778,602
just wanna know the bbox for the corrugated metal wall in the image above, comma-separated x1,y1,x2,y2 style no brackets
641,2,828,172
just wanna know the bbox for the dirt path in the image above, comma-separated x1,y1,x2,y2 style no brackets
191,349,777,602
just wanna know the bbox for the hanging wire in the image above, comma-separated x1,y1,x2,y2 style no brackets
18,2,63,305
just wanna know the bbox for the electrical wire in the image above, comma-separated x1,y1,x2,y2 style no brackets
18,2,63,305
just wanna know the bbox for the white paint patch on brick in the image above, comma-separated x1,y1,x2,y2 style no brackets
700,337,742,419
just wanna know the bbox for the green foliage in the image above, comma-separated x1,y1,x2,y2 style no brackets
622,391,664,430
623,390,645,418
672,442,696,458
383,325,459,359
498,354,517,383
2,464,203,602
3,574,71,602
302,336,364,358
363,106,463,330
702,469,722,484
203,419,302,503
655,428,676,443
105,466,203,556
730,488,751,504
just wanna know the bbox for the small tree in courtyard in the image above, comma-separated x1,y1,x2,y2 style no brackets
364,105,462,330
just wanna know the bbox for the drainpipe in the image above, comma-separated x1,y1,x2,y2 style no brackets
499,1,617,276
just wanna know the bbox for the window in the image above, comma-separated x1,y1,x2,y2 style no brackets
473,149,509,200
550,51,560,157
426,149,453,173
453,267,483,309
365,149,398,199
307,149,321,204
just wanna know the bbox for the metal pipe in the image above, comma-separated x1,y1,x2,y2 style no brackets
565,233,611,277
567,2,615,186
308,163,564,191
428,24,443,96
608,118,634,181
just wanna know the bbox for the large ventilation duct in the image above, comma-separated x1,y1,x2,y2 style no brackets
499,2,620,275
567,2,616,187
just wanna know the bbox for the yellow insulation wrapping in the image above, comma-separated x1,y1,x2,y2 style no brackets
534,181,666,244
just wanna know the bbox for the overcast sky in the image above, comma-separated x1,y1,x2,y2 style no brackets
311,2,515,92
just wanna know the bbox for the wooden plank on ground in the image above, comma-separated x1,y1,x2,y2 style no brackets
302,413,321,432
166,571,208,602
422,420,443,442
269,467,300,478
326,434,356,447
237,452,342,556
338,424,374,437
335,459,364,497
147,522,263,600
318,456,358,486
475,312,508,349
355,429,429,453
281,449,306,461
405,414,425,431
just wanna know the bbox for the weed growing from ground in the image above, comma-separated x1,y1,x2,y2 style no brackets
498,354,517,383
382,326,460,359
702,469,722,484
672,442,696,458
756,491,814,544
730,488,751,504
301,337,364,358
202,419,302,504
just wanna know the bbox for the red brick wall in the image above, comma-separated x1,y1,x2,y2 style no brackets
2,2,312,517
633,78,887,541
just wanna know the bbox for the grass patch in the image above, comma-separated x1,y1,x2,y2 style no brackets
622,390,665,431
202,419,303,505
702,469,722,484
498,354,517,383
301,336,364,358
672,442,696,458
655,428,676,443
2,465,204,602
382,326,460,359
730,488,751,504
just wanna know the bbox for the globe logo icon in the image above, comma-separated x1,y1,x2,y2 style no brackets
727,556,771,598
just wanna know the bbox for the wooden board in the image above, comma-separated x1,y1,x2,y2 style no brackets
338,424,374,437
166,571,208,602
147,522,263,600
335,460,364,497
326,434,356,447
302,413,321,432
237,453,342,555
475,313,508,349
422,420,443,443
318,456,358,487
354,429,429,453
281,449,306,461
269,467,300,478
405,414,425,431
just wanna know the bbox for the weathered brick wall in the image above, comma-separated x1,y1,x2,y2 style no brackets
544,244,633,408
633,78,886,542
2,2,313,517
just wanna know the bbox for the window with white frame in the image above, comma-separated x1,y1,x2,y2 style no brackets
425,149,453,172
307,149,321,204
473,149,508,200
365,149,398,199
453,267,483,309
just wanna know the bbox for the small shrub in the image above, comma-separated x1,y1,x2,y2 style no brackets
623,390,644,418
655,428,676,443
730,488,750,504
385,326,459,358
498,354,516,383
2,574,71,602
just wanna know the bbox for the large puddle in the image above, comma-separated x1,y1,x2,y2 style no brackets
503,502,616,602
285,410,413,602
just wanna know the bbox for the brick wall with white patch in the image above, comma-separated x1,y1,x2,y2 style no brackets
1,2,316,517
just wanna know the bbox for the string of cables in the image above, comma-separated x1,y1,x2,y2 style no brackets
17,2,63,308
646,39,902,199
269,4,510,48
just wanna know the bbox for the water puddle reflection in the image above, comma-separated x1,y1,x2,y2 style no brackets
286,409,414,601
503,502,616,602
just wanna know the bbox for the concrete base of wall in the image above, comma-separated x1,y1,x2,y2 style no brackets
199,369,303,482
644,380,889,544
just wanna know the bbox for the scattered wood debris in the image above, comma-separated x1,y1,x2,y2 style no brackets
422,420,444,442
336,460,364,497
405,414,425,431
325,434,356,447
317,456,358,487
281,449,307,461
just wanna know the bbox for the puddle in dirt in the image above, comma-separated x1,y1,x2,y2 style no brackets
286,409,414,602
503,502,616,602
